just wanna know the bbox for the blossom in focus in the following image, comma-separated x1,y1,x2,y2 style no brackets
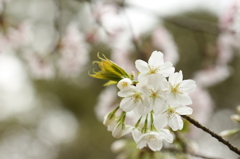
118,84,151,116
154,104,193,131
166,71,196,105
132,128,173,151
92,50,197,151
117,78,133,90
140,74,168,114
135,51,175,81
112,122,133,138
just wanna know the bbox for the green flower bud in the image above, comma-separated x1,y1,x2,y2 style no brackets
89,53,130,85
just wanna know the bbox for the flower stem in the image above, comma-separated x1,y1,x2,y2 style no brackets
181,115,240,155
135,116,142,127
142,114,149,133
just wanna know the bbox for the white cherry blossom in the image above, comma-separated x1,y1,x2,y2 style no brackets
118,85,151,116
117,78,133,90
139,74,168,114
132,128,173,151
135,51,175,81
103,112,116,127
112,122,133,138
154,104,193,131
166,70,196,105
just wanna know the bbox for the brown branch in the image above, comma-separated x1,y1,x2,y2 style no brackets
182,115,240,156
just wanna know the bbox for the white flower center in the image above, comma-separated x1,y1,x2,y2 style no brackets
171,83,182,94
147,134,158,142
121,82,128,88
164,106,177,119
131,92,143,103
149,89,160,99
148,66,160,74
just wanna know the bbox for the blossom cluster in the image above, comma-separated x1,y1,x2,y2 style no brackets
91,51,196,151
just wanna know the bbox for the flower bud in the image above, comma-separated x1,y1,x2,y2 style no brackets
231,114,240,123
89,53,130,85
117,78,133,90
111,139,127,153
220,128,240,138
237,105,240,114
112,123,133,138
103,113,114,126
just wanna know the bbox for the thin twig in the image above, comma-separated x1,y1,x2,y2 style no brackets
182,115,240,156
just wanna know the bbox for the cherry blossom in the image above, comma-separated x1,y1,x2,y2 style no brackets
154,104,193,131
117,78,133,90
135,51,175,81
118,84,151,116
132,128,173,151
166,70,196,105
139,74,168,114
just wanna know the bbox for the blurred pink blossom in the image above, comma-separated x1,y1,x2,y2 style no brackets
0,35,10,53
58,23,89,78
220,0,240,33
95,86,119,121
111,48,136,75
152,26,179,65
0,21,33,53
193,65,231,87
25,53,55,79
217,33,235,65
6,21,33,49
189,87,214,138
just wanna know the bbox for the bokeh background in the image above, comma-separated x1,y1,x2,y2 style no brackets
0,0,240,158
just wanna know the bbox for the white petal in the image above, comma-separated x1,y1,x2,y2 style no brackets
147,74,164,90
132,128,142,142
103,112,114,126
167,93,178,104
176,94,192,105
176,106,193,115
169,71,183,85
118,87,135,97
135,60,149,73
154,113,168,130
148,51,164,66
148,140,163,151
152,98,167,114
112,123,122,138
136,102,149,116
121,125,133,136
137,73,149,82
120,98,135,112
180,80,196,93
160,129,174,143
117,78,133,90
168,115,183,131
137,139,147,149
107,120,117,131
159,62,175,77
